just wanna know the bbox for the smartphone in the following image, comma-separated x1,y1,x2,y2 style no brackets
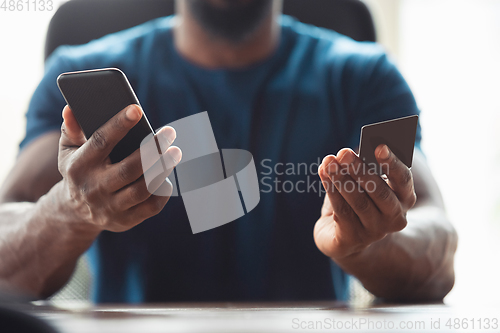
57,68,155,163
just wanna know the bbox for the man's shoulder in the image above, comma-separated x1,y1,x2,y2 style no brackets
280,15,388,68
46,15,175,71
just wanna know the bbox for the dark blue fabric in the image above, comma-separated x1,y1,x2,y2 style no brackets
21,15,421,303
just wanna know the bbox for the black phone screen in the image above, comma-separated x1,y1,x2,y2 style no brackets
57,68,155,163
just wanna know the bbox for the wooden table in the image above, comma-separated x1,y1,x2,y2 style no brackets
22,301,500,333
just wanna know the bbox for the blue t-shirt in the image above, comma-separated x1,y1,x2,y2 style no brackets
21,15,421,303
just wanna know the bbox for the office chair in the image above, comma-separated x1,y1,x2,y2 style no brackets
45,0,376,60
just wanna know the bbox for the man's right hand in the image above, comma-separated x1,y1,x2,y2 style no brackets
58,104,181,233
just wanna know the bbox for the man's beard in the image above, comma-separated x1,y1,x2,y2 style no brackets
186,0,273,43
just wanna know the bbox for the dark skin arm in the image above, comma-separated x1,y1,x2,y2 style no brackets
315,146,458,302
0,105,180,298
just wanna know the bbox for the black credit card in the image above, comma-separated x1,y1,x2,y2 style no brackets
359,115,419,171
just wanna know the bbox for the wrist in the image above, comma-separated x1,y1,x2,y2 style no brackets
333,232,396,273
37,180,102,240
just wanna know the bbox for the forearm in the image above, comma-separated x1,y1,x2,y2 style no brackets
0,181,100,299
334,205,458,301
0,106,173,298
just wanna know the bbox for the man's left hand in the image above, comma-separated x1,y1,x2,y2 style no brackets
314,145,417,261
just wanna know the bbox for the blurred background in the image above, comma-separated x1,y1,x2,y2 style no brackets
0,0,499,305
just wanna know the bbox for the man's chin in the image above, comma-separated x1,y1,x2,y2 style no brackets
187,0,273,43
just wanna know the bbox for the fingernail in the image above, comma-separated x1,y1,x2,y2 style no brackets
378,145,390,160
158,127,176,152
125,105,141,121
339,151,354,165
167,147,182,165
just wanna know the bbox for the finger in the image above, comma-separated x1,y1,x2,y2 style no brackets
140,126,177,171
75,104,142,164
144,146,181,195
112,147,181,209
337,148,401,218
107,181,173,232
375,145,417,209
313,215,339,258
320,194,333,217
328,150,381,227
111,176,152,211
59,106,87,168
320,156,362,229
317,157,367,258
60,106,86,150
103,127,177,192
318,156,334,216
126,181,172,220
